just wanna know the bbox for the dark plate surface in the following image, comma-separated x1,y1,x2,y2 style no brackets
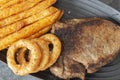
42,0,120,80
54,1,120,80
0,0,120,80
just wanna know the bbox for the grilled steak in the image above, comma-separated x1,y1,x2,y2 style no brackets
50,56,85,80
50,18,120,80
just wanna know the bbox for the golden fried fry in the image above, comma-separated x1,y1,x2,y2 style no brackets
0,0,43,20
0,10,61,50
0,7,58,38
40,34,61,69
0,0,57,27
0,0,26,9
7,39,42,76
0,0,10,7
28,26,51,39
27,9,64,39
57,10,64,20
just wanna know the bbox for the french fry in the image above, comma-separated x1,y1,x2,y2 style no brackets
0,7,58,38
0,10,61,50
28,10,64,39
28,26,52,39
0,0,26,9
0,0,56,27
0,0,10,7
57,10,64,20
0,0,43,20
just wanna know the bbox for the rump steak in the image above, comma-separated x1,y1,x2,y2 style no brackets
50,18,120,80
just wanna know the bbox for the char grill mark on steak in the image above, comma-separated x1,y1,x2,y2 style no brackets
50,18,120,79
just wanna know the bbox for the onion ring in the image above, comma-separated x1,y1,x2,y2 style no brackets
32,39,50,71
17,47,28,64
0,10,61,50
17,39,50,71
7,39,42,76
0,0,42,20
0,7,58,38
0,0,57,27
40,34,62,69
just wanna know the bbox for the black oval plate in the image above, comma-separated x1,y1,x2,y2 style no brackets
0,0,120,80
34,0,120,80
54,0,120,80
55,0,120,23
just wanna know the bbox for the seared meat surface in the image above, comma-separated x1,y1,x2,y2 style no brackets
50,56,85,80
50,18,120,79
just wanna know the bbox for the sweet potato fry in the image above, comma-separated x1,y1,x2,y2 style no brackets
28,26,52,39
0,0,26,9
0,0,42,20
0,7,58,38
0,10,61,50
0,0,56,27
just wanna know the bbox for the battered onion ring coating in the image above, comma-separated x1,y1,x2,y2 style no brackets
17,47,28,64
32,39,50,71
0,0,42,20
17,39,50,72
40,34,62,69
7,39,42,76
0,0,57,27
